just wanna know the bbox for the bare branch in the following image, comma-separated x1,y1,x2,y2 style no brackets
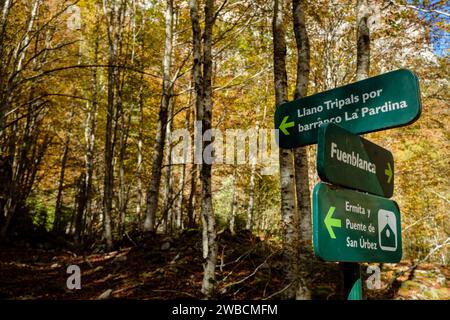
263,281,295,300
389,1,450,18
222,251,278,289
12,64,160,91
423,237,450,262
213,0,229,23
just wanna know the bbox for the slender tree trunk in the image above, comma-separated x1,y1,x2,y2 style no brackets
201,0,218,299
187,0,203,233
186,107,197,228
74,172,87,245
162,98,174,234
102,0,121,251
53,109,75,234
292,0,313,300
103,78,115,251
136,73,144,222
229,167,238,235
246,168,256,230
144,0,174,233
0,0,12,32
190,0,218,298
83,14,100,239
176,105,191,230
0,0,12,80
118,104,131,236
246,101,260,231
273,0,300,299
356,0,370,81
176,163,185,230
0,125,17,238
172,5,183,231
136,7,146,222
187,166,197,228
255,73,270,233
114,1,127,239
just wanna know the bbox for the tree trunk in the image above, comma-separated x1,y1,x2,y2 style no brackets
102,0,122,251
0,0,12,33
246,102,260,231
229,167,238,235
144,0,174,233
189,0,218,299
53,109,75,234
176,106,191,230
273,0,300,300
83,13,100,239
0,0,12,97
201,0,218,299
136,7,146,222
292,0,313,300
74,172,87,245
356,0,370,81
0,126,17,238
187,166,197,228
118,103,131,236
186,106,197,228
162,97,174,234
136,73,145,222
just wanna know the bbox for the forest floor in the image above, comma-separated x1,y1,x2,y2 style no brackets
0,229,448,300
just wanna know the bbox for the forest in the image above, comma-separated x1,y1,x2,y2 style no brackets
0,0,448,301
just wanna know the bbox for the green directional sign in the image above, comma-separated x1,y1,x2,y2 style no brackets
317,123,394,198
274,69,421,148
313,182,402,263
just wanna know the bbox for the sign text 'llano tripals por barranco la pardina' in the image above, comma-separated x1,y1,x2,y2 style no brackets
274,69,421,149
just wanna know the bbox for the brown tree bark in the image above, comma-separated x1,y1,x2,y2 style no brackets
356,0,370,80
162,98,174,234
103,1,117,251
189,0,218,299
273,0,300,299
229,167,238,235
83,12,100,239
53,109,75,234
292,0,313,300
144,0,174,233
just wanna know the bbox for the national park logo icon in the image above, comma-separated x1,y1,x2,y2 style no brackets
378,209,398,251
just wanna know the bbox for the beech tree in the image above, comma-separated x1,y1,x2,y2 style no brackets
272,0,300,299
144,0,174,233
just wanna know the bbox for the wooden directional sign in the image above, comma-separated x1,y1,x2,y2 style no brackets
274,69,421,148
317,123,394,198
313,183,402,263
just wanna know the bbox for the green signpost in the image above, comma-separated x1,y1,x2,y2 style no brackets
312,182,402,263
273,69,419,300
317,123,394,198
274,69,421,149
